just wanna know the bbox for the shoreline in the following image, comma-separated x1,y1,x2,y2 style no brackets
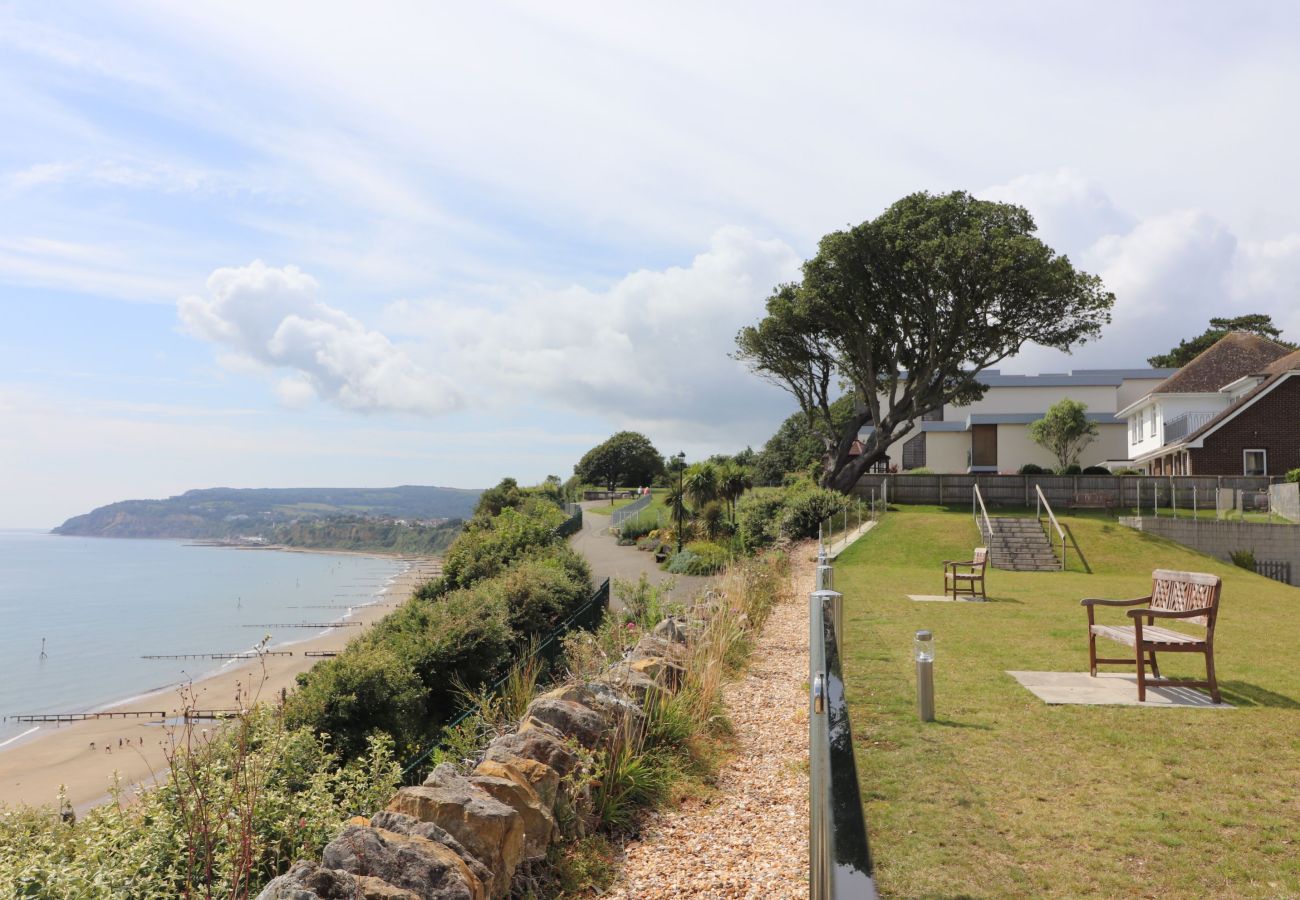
0,557,439,812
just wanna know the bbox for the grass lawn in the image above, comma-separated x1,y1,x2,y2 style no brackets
836,506,1300,898
581,493,647,515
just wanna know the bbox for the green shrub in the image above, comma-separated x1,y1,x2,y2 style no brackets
1286,468,1300,484
736,489,787,553
619,517,656,541
1058,464,1083,475
778,486,848,540
1111,467,1141,476
1230,549,1256,571
0,710,399,898
436,505,566,591
1082,465,1111,475
903,466,934,474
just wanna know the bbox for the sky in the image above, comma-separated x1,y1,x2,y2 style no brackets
4,2,1300,527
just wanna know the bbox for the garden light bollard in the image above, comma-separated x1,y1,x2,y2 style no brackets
915,629,935,722
816,563,834,593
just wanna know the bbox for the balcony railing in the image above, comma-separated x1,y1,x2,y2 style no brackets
1162,411,1216,443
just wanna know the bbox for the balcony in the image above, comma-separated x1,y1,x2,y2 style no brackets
1162,411,1216,443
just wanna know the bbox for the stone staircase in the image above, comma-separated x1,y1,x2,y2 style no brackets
982,517,1061,571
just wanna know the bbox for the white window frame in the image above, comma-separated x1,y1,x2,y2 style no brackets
1244,448,1267,476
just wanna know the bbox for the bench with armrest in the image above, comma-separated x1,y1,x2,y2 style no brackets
1081,569,1222,703
944,548,988,600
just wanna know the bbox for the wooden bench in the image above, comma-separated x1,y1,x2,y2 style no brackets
944,548,988,600
1081,569,1222,703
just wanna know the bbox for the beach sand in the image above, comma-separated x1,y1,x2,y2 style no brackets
0,559,438,812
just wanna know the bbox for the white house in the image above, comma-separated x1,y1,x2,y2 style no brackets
1117,332,1297,475
863,368,1175,473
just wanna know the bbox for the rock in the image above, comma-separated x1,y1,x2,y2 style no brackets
474,756,560,809
387,765,524,896
521,698,609,749
255,860,419,900
484,725,580,778
628,654,685,688
600,663,663,703
322,825,484,900
629,633,687,665
370,811,496,898
469,772,555,860
652,616,689,643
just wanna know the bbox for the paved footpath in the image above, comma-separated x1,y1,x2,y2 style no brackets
568,501,713,605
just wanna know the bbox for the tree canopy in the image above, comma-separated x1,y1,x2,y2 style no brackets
1146,313,1294,368
735,191,1114,492
751,396,857,484
1028,398,1098,472
573,431,666,491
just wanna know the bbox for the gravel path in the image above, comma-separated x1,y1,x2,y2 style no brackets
604,546,813,899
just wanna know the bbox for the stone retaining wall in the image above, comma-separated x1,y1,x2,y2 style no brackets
1120,516,1300,586
257,620,687,900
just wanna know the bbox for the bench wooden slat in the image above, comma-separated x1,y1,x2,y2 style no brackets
1089,624,1204,647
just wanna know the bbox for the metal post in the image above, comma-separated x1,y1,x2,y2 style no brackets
812,589,844,653
816,564,834,593
808,589,828,897
915,628,935,723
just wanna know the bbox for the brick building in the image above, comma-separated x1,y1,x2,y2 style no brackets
1120,333,1300,476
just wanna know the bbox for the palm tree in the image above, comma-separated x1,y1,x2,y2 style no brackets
717,462,753,523
682,463,719,512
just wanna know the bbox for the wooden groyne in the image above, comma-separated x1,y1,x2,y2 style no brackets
141,652,295,660
242,622,363,628
6,710,167,723
303,650,339,657
183,708,242,720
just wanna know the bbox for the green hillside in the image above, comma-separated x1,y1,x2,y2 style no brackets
53,485,482,539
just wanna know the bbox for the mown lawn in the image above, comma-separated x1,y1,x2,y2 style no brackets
835,506,1300,898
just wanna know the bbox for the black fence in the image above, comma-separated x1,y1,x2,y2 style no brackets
852,473,1277,509
555,506,584,538
399,577,610,783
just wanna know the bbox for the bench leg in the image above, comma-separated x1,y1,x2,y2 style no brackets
1205,649,1221,704
1148,648,1161,680
1087,631,1097,677
1136,647,1147,702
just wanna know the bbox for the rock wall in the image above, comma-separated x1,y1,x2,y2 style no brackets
257,619,688,900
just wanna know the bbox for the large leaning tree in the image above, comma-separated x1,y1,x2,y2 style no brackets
574,431,666,495
735,191,1115,493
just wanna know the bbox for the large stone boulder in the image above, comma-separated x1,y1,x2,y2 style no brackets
486,722,580,777
473,756,560,809
468,772,555,860
387,765,524,897
521,698,608,749
255,860,418,900
370,811,495,898
600,663,662,703
652,616,689,644
629,633,688,665
322,825,484,900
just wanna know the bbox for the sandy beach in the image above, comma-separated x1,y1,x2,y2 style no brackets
0,558,438,812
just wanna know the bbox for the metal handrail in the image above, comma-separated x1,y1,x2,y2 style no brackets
972,483,993,540
1034,484,1067,571
810,571,877,899
611,491,653,527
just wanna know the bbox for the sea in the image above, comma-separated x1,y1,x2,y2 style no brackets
0,530,406,746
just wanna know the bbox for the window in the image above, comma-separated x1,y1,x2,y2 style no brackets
1147,408,1156,439
1244,449,1267,476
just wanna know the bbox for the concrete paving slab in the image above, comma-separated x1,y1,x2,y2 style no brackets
907,594,985,603
1007,671,1233,708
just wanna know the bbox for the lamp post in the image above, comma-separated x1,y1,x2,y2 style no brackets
915,629,935,722
674,451,686,555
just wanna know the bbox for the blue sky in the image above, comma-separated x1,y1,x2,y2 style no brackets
5,2,1300,526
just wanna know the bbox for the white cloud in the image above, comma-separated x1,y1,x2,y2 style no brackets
178,261,462,415
389,227,800,442
980,168,1134,258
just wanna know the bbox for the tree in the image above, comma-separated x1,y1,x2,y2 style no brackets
1028,398,1098,472
752,396,857,484
682,462,719,510
735,191,1114,493
573,431,666,497
1147,314,1294,368
716,461,753,522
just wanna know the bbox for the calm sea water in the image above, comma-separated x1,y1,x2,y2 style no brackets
0,531,404,744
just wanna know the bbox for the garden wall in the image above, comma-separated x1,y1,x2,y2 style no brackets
851,473,1277,510
1119,516,1300,586
1270,483,1300,524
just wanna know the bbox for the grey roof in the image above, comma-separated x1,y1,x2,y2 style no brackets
967,412,1121,426
974,369,1176,388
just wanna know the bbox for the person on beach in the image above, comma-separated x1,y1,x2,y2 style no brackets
89,742,95,751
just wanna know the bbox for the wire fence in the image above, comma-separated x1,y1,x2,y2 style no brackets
611,491,653,528
397,577,611,784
